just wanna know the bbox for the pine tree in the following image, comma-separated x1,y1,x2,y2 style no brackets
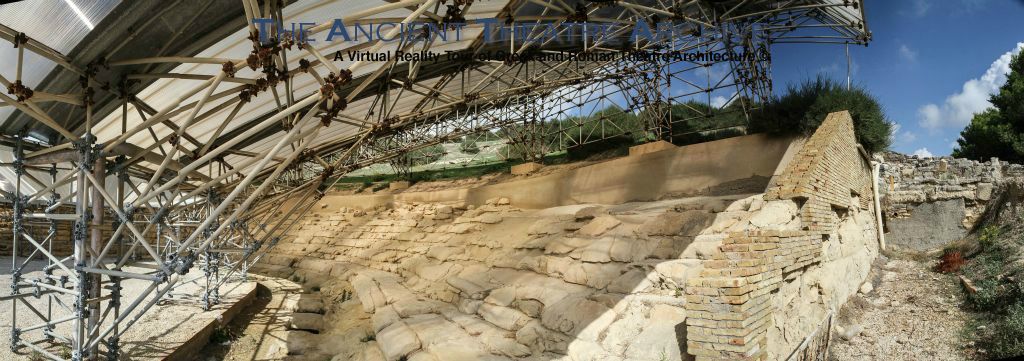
954,52,1024,161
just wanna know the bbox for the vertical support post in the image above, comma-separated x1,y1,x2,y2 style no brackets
106,275,120,361
9,134,24,352
46,163,58,342
89,152,105,361
202,188,221,311
871,160,886,250
72,137,91,361
845,42,851,91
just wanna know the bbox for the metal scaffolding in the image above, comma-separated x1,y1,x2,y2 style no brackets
0,0,869,359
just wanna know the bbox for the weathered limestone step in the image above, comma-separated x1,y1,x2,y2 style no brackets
628,140,676,156
511,162,543,175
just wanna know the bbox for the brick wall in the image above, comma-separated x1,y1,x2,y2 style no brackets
684,111,876,360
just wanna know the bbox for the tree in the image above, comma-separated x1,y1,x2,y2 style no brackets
954,52,1024,161
952,109,1020,163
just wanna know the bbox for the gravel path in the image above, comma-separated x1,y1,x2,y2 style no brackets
829,257,972,361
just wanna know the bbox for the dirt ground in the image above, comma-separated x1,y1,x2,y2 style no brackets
198,277,299,361
829,254,976,361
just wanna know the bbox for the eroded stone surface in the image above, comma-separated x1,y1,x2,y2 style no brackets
251,182,867,361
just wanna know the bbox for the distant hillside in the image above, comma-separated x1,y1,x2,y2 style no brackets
346,140,507,177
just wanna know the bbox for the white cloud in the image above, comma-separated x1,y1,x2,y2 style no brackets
711,96,728,108
898,130,917,145
912,148,934,158
911,0,931,17
917,42,1024,131
819,58,860,78
892,123,918,146
899,44,918,63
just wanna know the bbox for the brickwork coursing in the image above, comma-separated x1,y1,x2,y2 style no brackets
765,112,873,231
685,111,875,360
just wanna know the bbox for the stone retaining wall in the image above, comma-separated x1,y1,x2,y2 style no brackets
314,133,795,210
684,111,879,360
879,152,1024,251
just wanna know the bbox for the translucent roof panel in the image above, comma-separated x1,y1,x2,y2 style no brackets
0,0,120,128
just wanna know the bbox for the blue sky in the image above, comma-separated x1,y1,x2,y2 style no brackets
769,0,1024,157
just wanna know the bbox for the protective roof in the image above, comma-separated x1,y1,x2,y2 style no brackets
88,0,507,181
0,0,120,196
0,0,870,198
0,0,120,127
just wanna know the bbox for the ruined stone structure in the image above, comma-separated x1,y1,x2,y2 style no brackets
253,111,880,361
879,152,1024,251
685,111,877,360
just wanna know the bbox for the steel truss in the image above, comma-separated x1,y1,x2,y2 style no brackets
0,0,868,359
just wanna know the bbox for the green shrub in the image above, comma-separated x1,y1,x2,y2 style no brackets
961,225,1024,358
987,302,1024,357
750,76,894,153
978,225,1001,249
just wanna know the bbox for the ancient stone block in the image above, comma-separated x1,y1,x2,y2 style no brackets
977,182,993,201
654,259,703,286
352,274,386,312
515,319,570,354
748,201,798,229
628,140,676,156
574,205,606,221
377,321,422,361
373,305,402,333
389,181,411,191
484,287,516,307
289,295,325,314
608,268,651,294
478,303,531,331
640,210,711,236
349,342,386,361
541,297,615,338
447,276,488,299
288,313,325,331
577,216,621,237
282,331,323,355
511,162,543,175
577,237,615,263
476,213,503,224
